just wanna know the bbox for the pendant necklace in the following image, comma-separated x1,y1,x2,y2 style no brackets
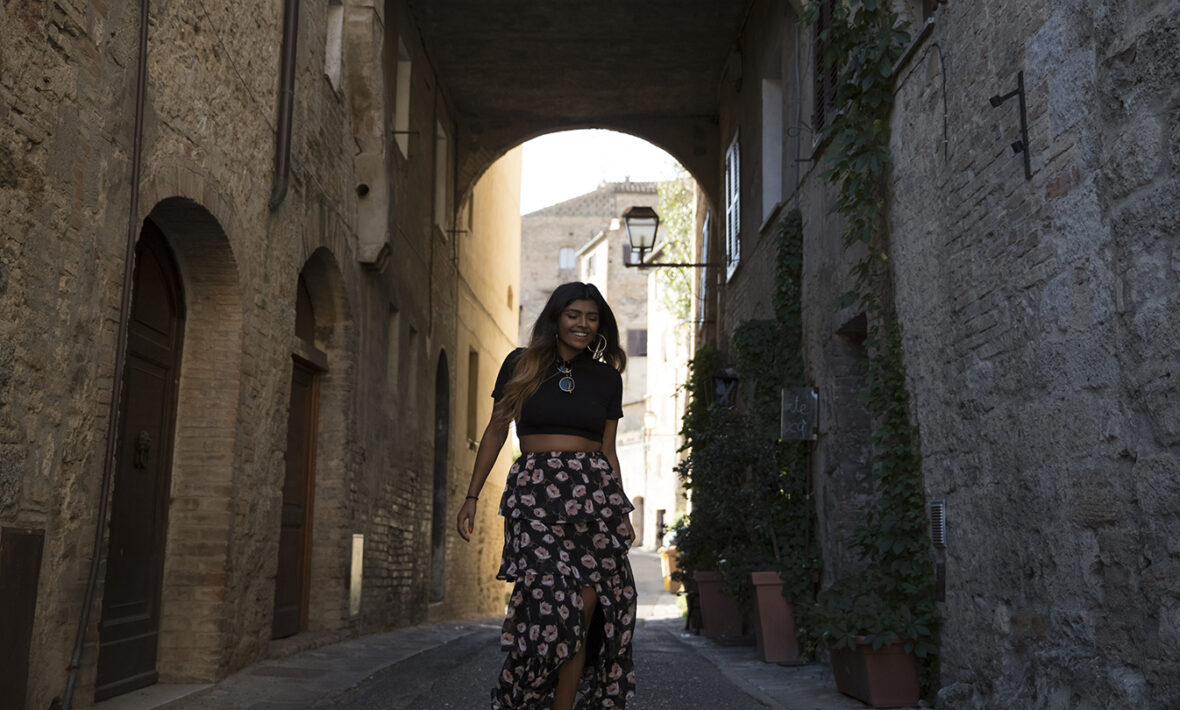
556,359,575,394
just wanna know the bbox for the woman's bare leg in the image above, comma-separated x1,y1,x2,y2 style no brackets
554,586,598,710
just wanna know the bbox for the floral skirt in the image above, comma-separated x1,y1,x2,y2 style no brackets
491,451,637,709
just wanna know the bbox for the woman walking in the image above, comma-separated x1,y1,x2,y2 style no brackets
457,282,637,709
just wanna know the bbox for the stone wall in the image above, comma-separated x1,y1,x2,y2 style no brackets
717,0,878,588
888,1,1180,706
0,0,519,706
711,0,1179,706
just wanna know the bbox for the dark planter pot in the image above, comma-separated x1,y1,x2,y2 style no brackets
829,636,920,708
693,570,744,642
750,571,799,664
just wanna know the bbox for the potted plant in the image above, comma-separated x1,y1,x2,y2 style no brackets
672,383,752,644
811,570,936,708
750,570,798,663
670,494,747,643
742,437,817,665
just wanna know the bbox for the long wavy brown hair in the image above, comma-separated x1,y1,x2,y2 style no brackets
495,282,626,424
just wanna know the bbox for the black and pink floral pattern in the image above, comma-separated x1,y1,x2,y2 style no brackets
492,451,637,709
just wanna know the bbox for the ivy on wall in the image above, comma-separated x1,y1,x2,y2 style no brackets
673,210,821,652
802,0,939,668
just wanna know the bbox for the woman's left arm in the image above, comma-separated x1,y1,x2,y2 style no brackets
600,419,636,543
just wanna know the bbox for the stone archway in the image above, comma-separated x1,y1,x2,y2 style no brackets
140,196,244,685
288,247,356,633
459,126,718,211
400,1,756,205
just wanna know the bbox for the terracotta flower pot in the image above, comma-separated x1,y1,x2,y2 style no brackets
829,636,920,708
750,571,799,664
693,570,744,642
658,546,681,593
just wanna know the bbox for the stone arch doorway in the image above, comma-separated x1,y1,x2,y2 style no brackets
273,273,325,639
94,194,246,698
430,350,450,603
95,220,186,701
97,195,245,699
273,247,354,638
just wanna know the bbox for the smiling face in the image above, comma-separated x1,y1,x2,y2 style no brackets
555,298,600,359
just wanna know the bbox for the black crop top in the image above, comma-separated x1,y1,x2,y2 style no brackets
491,348,624,442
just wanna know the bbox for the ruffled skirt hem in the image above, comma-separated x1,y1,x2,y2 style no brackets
492,451,637,709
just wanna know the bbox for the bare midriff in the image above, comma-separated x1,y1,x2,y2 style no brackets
518,434,602,453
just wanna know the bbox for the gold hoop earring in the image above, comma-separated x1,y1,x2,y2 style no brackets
590,334,607,360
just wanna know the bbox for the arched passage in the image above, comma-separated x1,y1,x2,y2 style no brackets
402,1,753,206
459,126,718,211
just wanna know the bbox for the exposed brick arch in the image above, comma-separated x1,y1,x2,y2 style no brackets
294,247,359,632
140,195,244,684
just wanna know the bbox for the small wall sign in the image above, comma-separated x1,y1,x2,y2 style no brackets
780,387,818,441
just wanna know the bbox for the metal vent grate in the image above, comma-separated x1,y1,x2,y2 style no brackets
929,499,947,549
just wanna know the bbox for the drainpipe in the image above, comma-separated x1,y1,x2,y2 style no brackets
61,0,151,707
268,0,300,211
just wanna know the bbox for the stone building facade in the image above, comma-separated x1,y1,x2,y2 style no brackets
0,1,518,707
518,180,657,337
703,0,1180,706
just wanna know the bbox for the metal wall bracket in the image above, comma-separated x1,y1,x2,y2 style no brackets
989,70,1032,180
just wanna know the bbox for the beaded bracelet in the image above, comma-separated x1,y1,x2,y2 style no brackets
465,495,478,501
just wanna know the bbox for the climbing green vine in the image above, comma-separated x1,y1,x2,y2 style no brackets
803,0,939,667
673,210,820,653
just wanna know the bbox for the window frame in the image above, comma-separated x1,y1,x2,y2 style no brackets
724,133,741,280
393,37,412,157
558,247,576,271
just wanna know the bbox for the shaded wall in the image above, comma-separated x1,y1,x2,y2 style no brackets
0,0,520,706
888,1,1180,706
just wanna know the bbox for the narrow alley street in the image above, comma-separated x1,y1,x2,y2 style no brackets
96,551,863,710
9,0,1171,705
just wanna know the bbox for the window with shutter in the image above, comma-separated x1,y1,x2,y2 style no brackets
724,134,741,279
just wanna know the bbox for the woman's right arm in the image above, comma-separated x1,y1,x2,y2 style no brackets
456,403,511,542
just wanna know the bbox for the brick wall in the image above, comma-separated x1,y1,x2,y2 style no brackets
0,1,521,706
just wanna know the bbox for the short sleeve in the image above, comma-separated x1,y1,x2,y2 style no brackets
608,369,623,419
491,348,523,401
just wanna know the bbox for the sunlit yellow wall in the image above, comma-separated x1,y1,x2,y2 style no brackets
434,147,523,621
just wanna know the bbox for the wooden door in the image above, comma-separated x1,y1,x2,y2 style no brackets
272,358,319,639
96,221,184,701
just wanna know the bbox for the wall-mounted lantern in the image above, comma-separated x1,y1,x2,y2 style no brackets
712,367,739,407
621,205,717,269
